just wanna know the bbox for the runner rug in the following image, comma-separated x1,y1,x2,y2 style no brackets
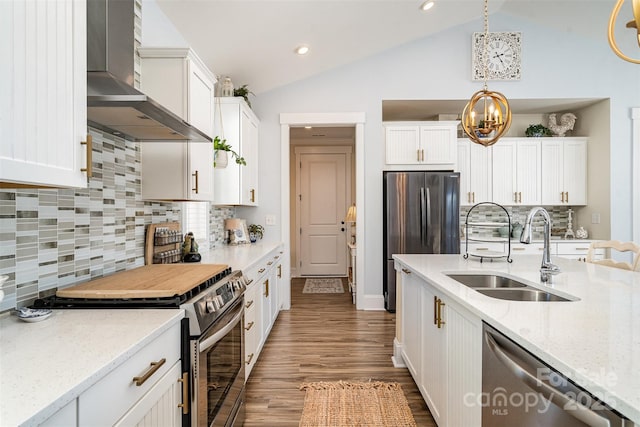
302,278,344,293
299,381,417,427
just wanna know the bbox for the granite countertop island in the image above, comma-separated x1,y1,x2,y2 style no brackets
393,254,640,424
0,309,184,426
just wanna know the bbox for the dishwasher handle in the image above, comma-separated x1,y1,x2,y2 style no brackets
484,330,612,427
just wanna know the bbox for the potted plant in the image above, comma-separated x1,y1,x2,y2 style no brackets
525,124,552,137
213,136,246,167
247,224,264,243
233,84,254,107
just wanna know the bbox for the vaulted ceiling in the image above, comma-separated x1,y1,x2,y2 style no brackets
154,0,616,95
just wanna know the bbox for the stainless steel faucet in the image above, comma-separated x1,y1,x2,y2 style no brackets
520,207,561,282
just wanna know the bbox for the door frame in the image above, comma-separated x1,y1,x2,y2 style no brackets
280,113,366,310
294,146,353,277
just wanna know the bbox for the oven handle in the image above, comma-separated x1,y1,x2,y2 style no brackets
199,307,243,353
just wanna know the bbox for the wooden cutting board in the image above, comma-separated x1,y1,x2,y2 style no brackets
56,264,229,299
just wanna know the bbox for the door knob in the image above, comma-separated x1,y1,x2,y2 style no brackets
341,228,345,232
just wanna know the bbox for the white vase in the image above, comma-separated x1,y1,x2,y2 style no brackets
576,226,588,239
215,150,228,168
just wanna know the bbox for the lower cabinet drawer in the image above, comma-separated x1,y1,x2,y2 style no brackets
510,243,545,254
78,322,181,426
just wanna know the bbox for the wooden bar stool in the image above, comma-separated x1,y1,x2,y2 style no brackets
586,240,640,272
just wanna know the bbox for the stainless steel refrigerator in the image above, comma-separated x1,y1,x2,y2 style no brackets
383,171,460,312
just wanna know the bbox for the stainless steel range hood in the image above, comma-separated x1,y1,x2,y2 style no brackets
87,0,211,142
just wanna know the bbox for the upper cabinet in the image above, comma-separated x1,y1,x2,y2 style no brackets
213,97,259,206
138,48,216,201
457,139,492,206
457,137,587,207
384,122,458,167
1,0,90,188
492,138,542,206
541,137,587,206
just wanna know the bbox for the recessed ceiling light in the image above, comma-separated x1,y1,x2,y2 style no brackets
295,45,310,55
420,0,435,11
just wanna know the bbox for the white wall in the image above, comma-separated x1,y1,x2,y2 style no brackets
250,13,640,304
141,0,188,47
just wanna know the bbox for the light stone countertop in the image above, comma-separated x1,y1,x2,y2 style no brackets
0,309,184,426
393,253,640,424
199,241,283,271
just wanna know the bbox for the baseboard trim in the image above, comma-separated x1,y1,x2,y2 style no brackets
361,294,385,310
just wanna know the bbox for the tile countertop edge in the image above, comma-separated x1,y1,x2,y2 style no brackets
0,309,185,427
199,241,284,271
392,254,640,425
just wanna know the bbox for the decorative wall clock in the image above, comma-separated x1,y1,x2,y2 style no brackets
472,31,522,81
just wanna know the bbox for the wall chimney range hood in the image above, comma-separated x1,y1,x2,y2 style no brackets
87,0,211,142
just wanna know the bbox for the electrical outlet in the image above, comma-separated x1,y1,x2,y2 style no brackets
591,213,601,224
265,215,276,226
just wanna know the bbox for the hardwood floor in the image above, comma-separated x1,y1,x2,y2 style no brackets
244,277,436,426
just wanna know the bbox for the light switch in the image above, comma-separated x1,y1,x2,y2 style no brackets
591,213,600,224
265,215,276,226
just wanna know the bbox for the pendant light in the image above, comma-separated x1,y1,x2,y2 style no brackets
608,0,640,64
461,0,512,147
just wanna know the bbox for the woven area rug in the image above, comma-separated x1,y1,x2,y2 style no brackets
299,381,417,427
303,278,344,294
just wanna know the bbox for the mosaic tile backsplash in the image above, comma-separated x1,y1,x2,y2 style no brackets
460,204,571,240
0,129,234,311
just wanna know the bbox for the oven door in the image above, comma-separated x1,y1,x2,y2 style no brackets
193,297,245,427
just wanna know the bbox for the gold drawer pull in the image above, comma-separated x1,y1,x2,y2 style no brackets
192,170,199,194
245,321,255,331
245,300,254,309
81,134,92,177
177,372,189,414
513,247,525,251
267,261,273,266
246,279,254,285
258,268,266,273
401,268,411,274
246,353,254,365
133,358,166,386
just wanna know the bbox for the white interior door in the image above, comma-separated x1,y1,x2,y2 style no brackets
298,151,349,276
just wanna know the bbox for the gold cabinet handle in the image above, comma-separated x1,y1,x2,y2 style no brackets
177,372,189,415
417,149,421,162
401,268,411,274
421,149,425,162
246,278,254,285
518,192,522,203
472,192,475,203
267,261,273,266
277,265,282,278
245,321,255,331
514,192,518,203
81,134,92,177
246,353,254,365
565,191,569,203
436,299,446,329
132,358,166,386
250,188,255,203
467,192,471,203
264,279,269,297
192,170,199,194
513,247,525,251
245,299,254,309
258,268,266,274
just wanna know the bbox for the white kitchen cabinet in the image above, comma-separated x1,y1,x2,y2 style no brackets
398,262,482,427
556,240,603,261
492,138,541,205
140,141,214,201
40,399,77,427
1,0,89,188
139,48,216,201
384,122,458,166
214,97,259,206
243,244,284,379
541,138,587,205
79,322,183,426
457,139,492,206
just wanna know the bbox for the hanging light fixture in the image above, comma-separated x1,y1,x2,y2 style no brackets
608,0,640,64
461,0,512,147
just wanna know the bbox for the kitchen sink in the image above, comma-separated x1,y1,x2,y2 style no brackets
475,288,571,302
446,274,528,289
446,273,574,302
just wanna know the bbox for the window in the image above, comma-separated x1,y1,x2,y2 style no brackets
182,202,209,253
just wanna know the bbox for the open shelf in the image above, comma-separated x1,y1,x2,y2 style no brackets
463,202,513,263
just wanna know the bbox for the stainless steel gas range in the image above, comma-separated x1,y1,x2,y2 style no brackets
35,264,248,427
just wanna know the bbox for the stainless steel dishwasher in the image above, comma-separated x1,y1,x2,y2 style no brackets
482,322,633,426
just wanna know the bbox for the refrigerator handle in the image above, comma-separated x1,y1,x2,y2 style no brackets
420,187,427,245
